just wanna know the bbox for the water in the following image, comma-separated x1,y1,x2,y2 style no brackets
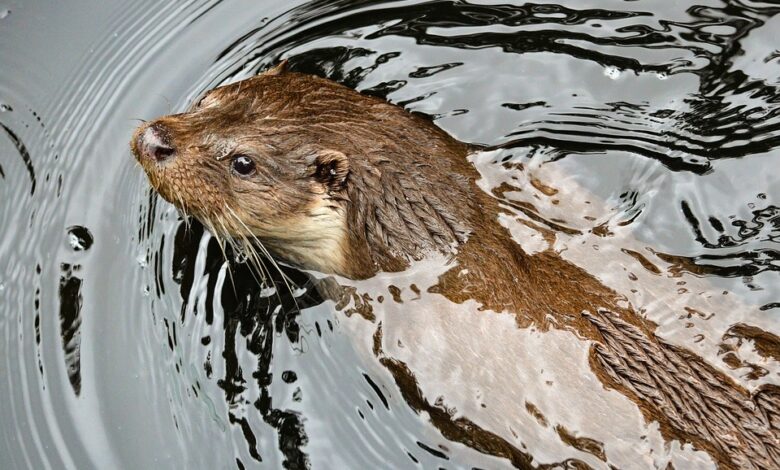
1,0,779,468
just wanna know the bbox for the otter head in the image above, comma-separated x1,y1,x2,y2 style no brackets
131,62,475,279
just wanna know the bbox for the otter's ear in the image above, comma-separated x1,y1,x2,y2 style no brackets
264,59,289,76
313,150,350,190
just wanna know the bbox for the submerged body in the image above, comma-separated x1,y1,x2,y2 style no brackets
131,62,780,468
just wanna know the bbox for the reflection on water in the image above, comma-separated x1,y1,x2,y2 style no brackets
1,0,778,468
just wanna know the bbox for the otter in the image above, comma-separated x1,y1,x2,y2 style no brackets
131,62,780,468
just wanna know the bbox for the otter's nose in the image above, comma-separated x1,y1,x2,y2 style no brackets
136,123,176,163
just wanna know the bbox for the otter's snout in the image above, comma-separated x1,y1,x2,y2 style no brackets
134,123,176,164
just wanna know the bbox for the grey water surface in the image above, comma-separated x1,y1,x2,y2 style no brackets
1,0,779,469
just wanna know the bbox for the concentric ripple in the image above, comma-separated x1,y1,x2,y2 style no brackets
1,0,778,469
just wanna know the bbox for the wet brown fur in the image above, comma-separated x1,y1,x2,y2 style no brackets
132,62,779,469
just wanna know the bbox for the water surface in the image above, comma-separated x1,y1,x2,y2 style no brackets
1,0,779,468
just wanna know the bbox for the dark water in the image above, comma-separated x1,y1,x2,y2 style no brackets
1,0,779,468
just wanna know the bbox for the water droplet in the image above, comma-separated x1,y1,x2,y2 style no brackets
0,282,5,291
233,250,248,263
136,252,148,267
0,103,12,112
656,72,668,80
66,226,93,251
260,286,277,298
0,9,10,19
281,371,297,383
604,66,621,80
142,285,150,296
292,287,307,297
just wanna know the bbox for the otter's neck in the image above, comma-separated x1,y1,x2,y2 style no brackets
336,157,484,279
334,156,625,335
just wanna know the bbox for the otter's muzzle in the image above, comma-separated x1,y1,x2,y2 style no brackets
133,123,176,164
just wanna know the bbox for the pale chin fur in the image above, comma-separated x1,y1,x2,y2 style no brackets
258,197,349,276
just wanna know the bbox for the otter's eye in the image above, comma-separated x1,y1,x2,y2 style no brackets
231,155,256,177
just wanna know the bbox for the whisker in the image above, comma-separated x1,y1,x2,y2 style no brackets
218,217,267,289
203,217,237,296
227,216,278,289
227,207,298,286
237,233,271,289
224,205,300,312
228,225,287,312
175,194,192,231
